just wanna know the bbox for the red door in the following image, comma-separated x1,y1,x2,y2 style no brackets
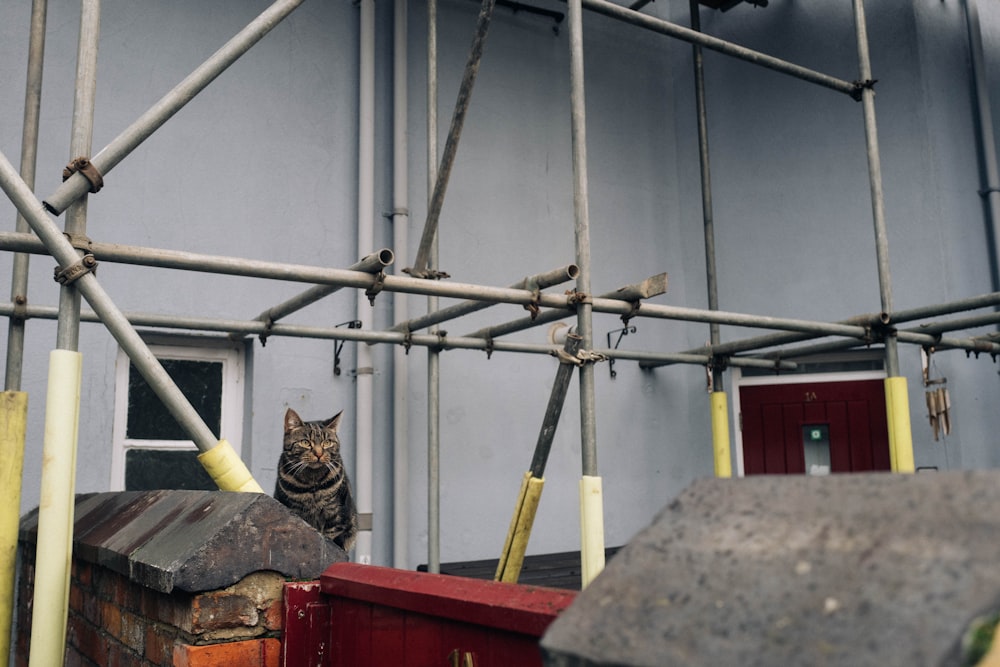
740,379,891,475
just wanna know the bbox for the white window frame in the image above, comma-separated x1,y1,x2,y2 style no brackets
110,337,245,491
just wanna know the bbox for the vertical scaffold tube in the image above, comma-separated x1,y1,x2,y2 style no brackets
567,0,605,587
0,392,28,667
710,391,732,477
27,350,82,667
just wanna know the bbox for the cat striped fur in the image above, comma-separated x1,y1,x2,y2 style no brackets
274,408,358,551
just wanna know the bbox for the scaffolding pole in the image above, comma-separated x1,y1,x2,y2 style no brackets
410,0,497,278
28,0,100,661
426,0,441,575
4,0,47,393
42,0,306,216
567,0,605,588
580,0,859,98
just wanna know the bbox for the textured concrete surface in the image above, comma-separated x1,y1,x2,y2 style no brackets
540,471,1000,667
19,490,346,593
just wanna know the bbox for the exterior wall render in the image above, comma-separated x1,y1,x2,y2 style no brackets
0,0,998,583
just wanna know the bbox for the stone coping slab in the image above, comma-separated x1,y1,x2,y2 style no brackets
20,490,346,593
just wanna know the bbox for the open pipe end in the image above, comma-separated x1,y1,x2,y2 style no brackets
567,264,580,280
377,248,395,266
880,311,892,325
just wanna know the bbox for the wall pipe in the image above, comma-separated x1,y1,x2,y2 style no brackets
567,0,606,588
4,0,48,392
409,0,497,278
577,0,859,98
42,0,306,216
0,150,263,484
391,0,410,569
426,0,441,574
965,0,1000,298
353,0,376,565
391,264,579,333
29,2,99,662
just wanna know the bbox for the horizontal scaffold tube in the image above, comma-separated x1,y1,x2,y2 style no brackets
391,264,579,333
0,301,796,369
251,248,394,328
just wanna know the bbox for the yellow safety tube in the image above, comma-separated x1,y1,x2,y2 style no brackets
579,475,606,588
1,391,28,667
496,472,545,583
885,376,915,473
710,392,732,478
197,439,265,493
28,350,82,667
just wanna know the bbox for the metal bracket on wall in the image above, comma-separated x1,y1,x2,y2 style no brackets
606,325,637,379
333,320,362,376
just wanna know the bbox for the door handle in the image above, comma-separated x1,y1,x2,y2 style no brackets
448,649,477,667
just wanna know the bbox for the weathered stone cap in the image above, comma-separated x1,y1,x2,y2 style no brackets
541,470,1000,667
19,490,347,594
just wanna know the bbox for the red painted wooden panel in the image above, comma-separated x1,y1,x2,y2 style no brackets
316,564,575,667
762,403,786,473
741,379,890,475
826,401,851,473
783,402,806,474
283,582,324,667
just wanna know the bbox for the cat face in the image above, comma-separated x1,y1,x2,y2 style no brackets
283,408,343,472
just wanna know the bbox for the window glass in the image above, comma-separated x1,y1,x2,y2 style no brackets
126,359,223,440
125,449,216,491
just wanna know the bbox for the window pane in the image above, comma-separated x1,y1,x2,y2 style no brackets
125,449,217,490
126,359,223,440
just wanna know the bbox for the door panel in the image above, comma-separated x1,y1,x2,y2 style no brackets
740,379,890,475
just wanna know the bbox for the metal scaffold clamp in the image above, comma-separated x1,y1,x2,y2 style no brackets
365,271,386,306
53,253,98,285
850,78,878,102
62,156,104,194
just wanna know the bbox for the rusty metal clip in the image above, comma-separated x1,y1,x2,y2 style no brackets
53,253,98,285
62,157,104,194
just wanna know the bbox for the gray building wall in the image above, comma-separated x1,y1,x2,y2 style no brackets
1,0,998,569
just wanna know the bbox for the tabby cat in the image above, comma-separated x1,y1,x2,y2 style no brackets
274,408,358,551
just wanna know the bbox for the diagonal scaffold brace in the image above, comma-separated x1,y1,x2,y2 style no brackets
495,329,582,584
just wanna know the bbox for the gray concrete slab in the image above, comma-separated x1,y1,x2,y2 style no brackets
541,471,1000,667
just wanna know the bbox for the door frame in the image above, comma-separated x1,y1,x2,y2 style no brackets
730,367,887,477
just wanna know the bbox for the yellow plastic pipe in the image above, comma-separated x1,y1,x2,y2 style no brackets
885,376,915,473
28,350,82,667
1,391,28,667
579,475,606,588
710,391,732,478
197,439,265,493
496,472,545,583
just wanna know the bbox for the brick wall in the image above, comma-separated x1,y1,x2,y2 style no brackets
15,490,345,666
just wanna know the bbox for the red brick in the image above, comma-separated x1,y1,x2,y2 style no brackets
146,624,178,666
261,597,284,631
120,609,148,654
67,613,109,666
189,592,258,633
101,600,123,640
172,638,281,667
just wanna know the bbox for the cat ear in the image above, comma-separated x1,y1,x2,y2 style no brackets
284,408,303,432
325,411,343,432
